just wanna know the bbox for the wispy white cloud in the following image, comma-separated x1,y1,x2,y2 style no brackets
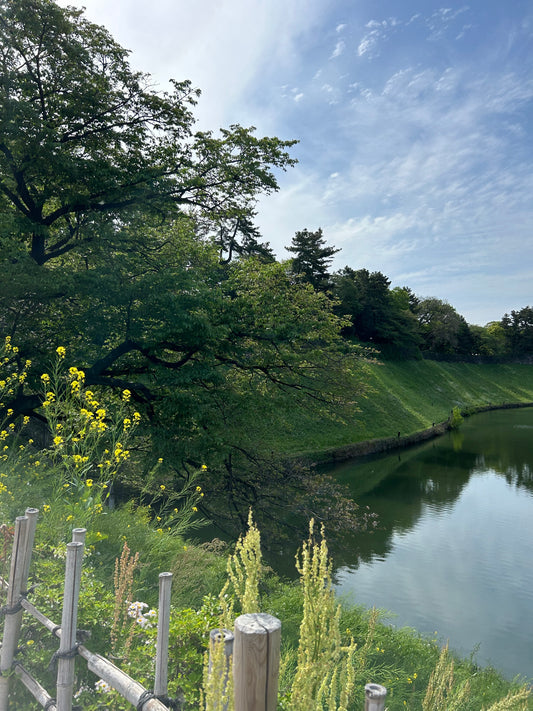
57,0,327,130
53,0,533,323
426,6,470,41
331,40,346,59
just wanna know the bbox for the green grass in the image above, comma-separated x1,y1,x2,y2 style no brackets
272,360,533,457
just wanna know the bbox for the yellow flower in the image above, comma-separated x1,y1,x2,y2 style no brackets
201,464,207,470
41,373,50,382
86,479,93,487
160,485,165,490
192,506,198,512
56,346,66,358
196,485,202,492
53,435,63,446
122,389,131,402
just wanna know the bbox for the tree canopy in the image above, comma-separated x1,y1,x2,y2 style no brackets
286,228,340,291
0,0,366,535
0,0,296,265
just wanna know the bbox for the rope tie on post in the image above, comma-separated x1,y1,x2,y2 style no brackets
0,584,35,617
43,698,56,710
47,643,79,671
136,689,180,710
0,601,23,617
136,690,157,710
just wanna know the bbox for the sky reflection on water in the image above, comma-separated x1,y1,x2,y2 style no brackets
331,408,533,682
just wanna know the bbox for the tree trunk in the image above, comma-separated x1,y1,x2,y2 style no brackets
30,233,46,265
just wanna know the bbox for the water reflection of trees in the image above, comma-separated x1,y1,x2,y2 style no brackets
330,444,477,570
330,410,533,573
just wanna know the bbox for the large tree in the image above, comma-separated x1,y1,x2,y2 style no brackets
286,228,340,291
501,307,533,357
415,298,473,355
331,268,421,356
0,0,295,265
0,1,364,535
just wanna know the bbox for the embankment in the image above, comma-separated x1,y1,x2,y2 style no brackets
275,360,533,461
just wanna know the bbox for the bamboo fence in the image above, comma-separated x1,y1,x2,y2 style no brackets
0,509,388,711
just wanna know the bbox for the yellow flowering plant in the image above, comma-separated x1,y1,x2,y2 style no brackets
0,337,33,515
136,457,206,540
35,349,145,532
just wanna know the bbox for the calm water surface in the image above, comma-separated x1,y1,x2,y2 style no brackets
328,408,533,682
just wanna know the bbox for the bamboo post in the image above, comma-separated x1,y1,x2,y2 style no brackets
71,528,86,544
208,628,234,670
20,508,38,592
0,510,37,711
56,541,84,711
233,613,281,711
154,572,172,698
364,683,387,711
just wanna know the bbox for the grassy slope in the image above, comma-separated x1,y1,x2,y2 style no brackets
273,360,533,457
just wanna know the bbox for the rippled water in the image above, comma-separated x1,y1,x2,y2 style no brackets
329,408,533,682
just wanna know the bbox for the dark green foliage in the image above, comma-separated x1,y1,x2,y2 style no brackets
501,306,533,357
331,269,421,357
286,228,340,291
415,297,472,355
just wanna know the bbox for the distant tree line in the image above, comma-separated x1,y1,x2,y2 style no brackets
286,228,533,361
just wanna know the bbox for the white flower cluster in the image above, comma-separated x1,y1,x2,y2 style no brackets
127,601,157,628
95,679,112,693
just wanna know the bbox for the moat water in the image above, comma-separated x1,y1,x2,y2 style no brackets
327,407,533,682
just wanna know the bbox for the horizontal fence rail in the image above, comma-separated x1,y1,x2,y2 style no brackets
0,509,172,711
0,510,388,710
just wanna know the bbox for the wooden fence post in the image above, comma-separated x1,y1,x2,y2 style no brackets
208,628,234,670
56,541,84,711
154,572,172,698
364,683,387,711
233,613,281,711
71,528,86,545
0,508,38,711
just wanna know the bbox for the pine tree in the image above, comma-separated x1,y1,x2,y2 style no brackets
286,229,340,291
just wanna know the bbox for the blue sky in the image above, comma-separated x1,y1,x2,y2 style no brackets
58,1,533,325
